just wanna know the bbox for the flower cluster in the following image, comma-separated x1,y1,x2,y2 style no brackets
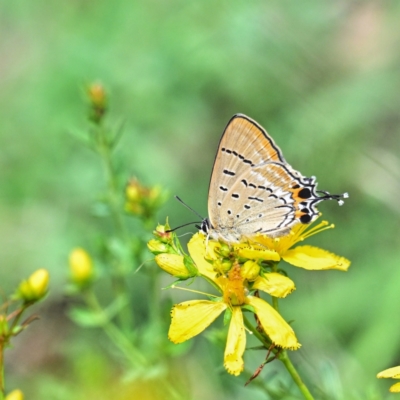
125,178,168,220
148,217,350,376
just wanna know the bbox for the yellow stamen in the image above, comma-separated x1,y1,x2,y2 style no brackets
300,221,334,241
223,264,246,306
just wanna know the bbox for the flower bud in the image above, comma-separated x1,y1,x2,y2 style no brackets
153,223,172,243
155,254,193,279
241,260,260,281
18,269,50,302
149,186,162,201
147,239,171,255
87,83,107,124
88,83,106,108
69,248,94,286
213,258,232,274
217,242,231,258
126,178,143,202
6,389,24,400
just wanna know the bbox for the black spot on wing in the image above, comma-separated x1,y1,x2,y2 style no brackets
298,188,312,199
248,196,263,203
300,214,312,223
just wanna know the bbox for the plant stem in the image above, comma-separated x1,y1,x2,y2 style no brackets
279,350,314,400
0,341,4,399
243,314,314,399
269,290,314,399
83,289,146,367
97,127,134,335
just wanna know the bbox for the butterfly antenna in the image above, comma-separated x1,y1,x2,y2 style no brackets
164,196,205,233
174,196,204,220
316,190,349,206
166,221,201,233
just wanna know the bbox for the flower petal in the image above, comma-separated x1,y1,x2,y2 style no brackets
168,300,226,344
252,273,295,298
282,245,350,271
390,382,400,393
234,243,280,262
246,296,300,350
188,233,219,281
377,366,400,379
224,307,246,376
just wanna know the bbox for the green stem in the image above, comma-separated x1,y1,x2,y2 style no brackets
244,312,314,399
269,291,313,399
83,290,146,367
271,295,279,311
279,350,314,400
100,142,128,239
97,128,133,335
0,341,4,399
7,304,28,334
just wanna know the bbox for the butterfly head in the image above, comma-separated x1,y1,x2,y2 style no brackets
199,218,211,235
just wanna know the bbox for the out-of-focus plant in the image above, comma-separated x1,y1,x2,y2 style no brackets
4,390,24,400
66,83,183,398
0,269,50,399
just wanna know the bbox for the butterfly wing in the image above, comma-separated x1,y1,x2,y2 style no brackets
207,114,321,241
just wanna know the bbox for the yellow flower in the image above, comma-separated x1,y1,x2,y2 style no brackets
5,389,24,400
377,366,400,393
69,248,94,286
18,269,50,302
168,233,300,376
254,218,351,271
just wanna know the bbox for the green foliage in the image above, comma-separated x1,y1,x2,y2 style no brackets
0,1,399,399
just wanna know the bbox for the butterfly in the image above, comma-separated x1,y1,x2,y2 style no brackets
200,114,348,242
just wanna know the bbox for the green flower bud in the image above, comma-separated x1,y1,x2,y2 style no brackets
147,239,171,255
217,242,231,258
213,258,232,274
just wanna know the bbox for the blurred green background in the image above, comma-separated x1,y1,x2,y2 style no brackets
1,1,400,399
